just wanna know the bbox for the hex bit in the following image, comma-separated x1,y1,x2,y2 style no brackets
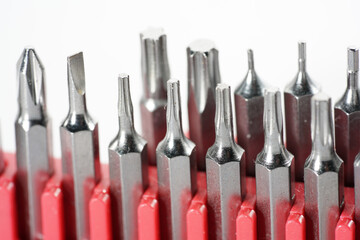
140,27,170,165
234,49,266,177
156,79,197,240
255,88,295,240
60,52,101,240
335,47,360,187
284,42,320,181
15,47,53,240
304,93,344,240
206,83,246,240
109,74,149,240
187,39,221,170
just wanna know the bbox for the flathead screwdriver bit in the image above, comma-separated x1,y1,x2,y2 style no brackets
335,47,360,187
140,27,170,165
60,52,101,240
206,84,246,240
187,39,221,170
284,42,320,181
109,74,149,240
304,93,344,240
255,88,295,240
234,49,266,177
156,79,197,240
15,47,53,240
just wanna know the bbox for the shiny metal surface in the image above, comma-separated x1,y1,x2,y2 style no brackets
187,39,220,170
156,79,197,240
255,88,295,240
109,74,149,240
304,93,344,240
234,49,266,177
60,52,101,240
206,84,246,240
284,42,320,181
140,27,170,165
335,47,360,186
15,47,52,240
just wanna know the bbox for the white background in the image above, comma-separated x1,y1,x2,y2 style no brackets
1,0,360,163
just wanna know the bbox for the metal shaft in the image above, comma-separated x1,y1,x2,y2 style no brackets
109,74,149,240
206,83,246,240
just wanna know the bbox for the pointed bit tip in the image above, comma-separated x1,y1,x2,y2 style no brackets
247,49,254,70
298,41,306,61
348,47,359,72
67,52,85,95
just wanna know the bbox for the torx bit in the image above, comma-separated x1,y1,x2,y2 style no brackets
187,39,221,170
335,47,360,187
206,83,246,240
255,88,295,240
60,52,101,240
140,27,170,165
234,49,266,177
109,74,149,240
15,48,53,240
156,79,197,240
284,42,320,181
304,93,344,240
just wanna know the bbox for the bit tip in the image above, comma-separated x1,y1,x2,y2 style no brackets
247,49,255,70
298,41,306,62
140,27,165,40
166,79,184,137
117,73,135,131
215,83,234,143
188,39,216,54
348,47,359,72
67,52,85,95
264,87,282,136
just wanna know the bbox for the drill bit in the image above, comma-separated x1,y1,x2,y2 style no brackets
140,27,170,165
15,47,53,240
206,83,246,240
284,42,320,181
109,74,149,240
156,79,197,240
187,39,221,170
234,49,266,177
304,93,344,240
60,52,101,240
335,47,360,186
255,88,295,240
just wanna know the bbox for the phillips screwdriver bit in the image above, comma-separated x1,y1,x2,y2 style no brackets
156,79,197,240
187,39,221,170
109,74,149,240
60,52,101,240
234,49,266,177
206,83,246,240
335,47,360,187
304,93,344,240
140,27,170,165
15,47,53,240
284,42,320,181
255,88,295,240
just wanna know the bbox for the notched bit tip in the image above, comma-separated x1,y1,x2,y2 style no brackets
264,87,282,135
118,73,134,123
166,79,183,137
348,47,359,72
215,83,232,132
188,39,216,55
68,52,86,95
298,41,306,61
140,27,165,40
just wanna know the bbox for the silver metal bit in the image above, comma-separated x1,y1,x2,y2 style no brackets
140,27,170,165
187,39,221,171
156,79,197,240
284,42,320,181
206,83,246,240
255,88,295,240
304,93,344,240
234,49,266,177
15,47,52,240
109,74,149,240
60,52,101,240
335,47,360,187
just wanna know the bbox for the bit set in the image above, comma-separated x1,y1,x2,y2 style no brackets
0,27,359,240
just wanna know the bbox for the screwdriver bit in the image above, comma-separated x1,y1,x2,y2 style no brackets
156,79,197,240
187,39,221,170
234,49,266,177
284,42,320,181
15,47,53,240
335,47,360,187
140,27,170,165
304,93,344,240
60,52,101,240
255,88,295,240
206,83,246,240
109,74,149,240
